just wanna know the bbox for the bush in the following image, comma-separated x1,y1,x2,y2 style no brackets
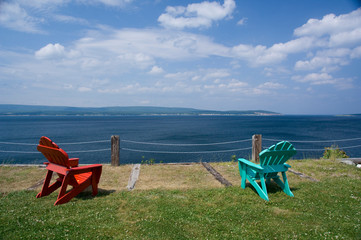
323,145,349,160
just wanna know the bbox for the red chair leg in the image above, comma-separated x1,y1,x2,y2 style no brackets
36,170,62,198
91,167,102,196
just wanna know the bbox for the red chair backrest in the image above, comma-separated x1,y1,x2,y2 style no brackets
37,136,70,168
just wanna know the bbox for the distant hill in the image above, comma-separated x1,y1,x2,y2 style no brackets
0,104,281,116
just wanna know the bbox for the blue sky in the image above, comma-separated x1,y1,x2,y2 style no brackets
0,0,361,114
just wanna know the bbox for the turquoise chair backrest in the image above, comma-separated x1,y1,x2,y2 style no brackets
259,141,296,166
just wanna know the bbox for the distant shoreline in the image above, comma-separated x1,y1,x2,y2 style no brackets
0,113,282,117
0,104,281,116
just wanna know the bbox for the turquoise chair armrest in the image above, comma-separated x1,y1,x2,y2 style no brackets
238,158,263,170
284,163,291,168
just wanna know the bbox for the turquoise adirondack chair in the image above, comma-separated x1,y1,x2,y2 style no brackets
238,141,296,201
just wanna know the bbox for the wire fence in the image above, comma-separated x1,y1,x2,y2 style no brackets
262,137,361,151
0,140,111,154
1,136,361,155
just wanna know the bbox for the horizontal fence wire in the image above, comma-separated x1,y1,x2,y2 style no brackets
296,144,361,151
58,140,110,145
1,137,361,154
0,150,40,154
0,140,110,145
0,142,38,146
121,138,251,146
263,137,361,143
0,149,111,154
122,147,252,154
0,140,110,154
67,148,111,153
263,137,361,152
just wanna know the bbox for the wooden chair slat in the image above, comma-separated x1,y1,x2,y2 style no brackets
238,141,296,201
36,136,102,205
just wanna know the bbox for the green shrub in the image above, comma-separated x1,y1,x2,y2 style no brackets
323,145,349,160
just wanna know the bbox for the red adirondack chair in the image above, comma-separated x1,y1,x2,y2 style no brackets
36,136,102,205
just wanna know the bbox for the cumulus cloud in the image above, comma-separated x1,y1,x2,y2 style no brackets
35,43,66,59
292,72,353,89
294,8,361,38
231,37,321,66
158,0,236,29
329,27,361,47
118,53,155,69
232,8,361,68
258,82,286,90
293,72,334,84
295,48,351,71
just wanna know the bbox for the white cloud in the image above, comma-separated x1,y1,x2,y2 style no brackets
226,79,248,89
294,8,361,38
158,0,236,29
351,46,361,58
237,17,247,25
52,14,89,25
293,72,333,84
232,37,321,66
294,47,360,72
35,43,66,59
329,27,361,47
118,53,155,69
0,0,131,34
0,2,44,33
78,0,134,7
18,0,69,9
148,66,164,75
258,82,286,90
78,86,92,92
269,37,319,54
203,69,230,80
74,28,230,62
232,8,361,70
292,72,353,89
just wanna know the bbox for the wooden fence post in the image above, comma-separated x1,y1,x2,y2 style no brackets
252,134,262,163
111,135,120,166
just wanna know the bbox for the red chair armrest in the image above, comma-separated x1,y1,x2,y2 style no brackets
68,164,102,175
69,158,79,167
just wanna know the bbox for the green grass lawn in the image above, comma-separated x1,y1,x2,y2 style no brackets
0,159,360,239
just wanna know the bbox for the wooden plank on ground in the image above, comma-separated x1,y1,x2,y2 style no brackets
27,173,57,191
201,162,232,187
127,164,141,191
288,169,319,182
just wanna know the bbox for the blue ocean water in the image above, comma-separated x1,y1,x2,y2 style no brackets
1,115,361,164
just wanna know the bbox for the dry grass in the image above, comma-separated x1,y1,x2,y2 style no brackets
209,161,314,187
290,158,361,181
99,164,133,191
1,159,359,194
0,166,46,193
135,163,222,190
209,162,241,186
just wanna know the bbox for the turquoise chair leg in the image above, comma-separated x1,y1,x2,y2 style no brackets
281,171,294,197
238,162,247,189
266,177,271,185
247,174,269,201
273,173,294,197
